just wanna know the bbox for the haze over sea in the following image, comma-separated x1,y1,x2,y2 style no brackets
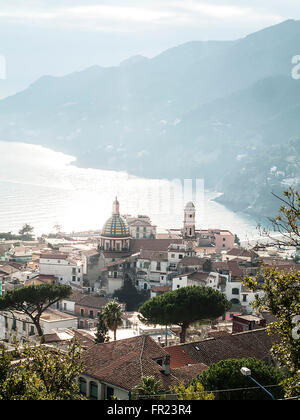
0,141,258,242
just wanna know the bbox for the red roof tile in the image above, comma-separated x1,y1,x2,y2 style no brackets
166,345,196,368
151,286,171,293
81,335,204,391
168,328,276,367
227,260,244,278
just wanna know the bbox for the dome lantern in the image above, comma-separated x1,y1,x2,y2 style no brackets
113,196,120,215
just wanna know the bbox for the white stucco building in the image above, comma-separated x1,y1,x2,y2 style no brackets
0,308,78,343
39,253,83,286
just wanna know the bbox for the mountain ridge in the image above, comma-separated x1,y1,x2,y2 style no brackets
0,19,299,219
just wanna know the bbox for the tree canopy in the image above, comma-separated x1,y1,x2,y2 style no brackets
132,376,163,400
94,315,110,344
0,341,85,400
18,224,34,240
113,279,149,311
171,382,215,400
244,188,300,398
244,267,300,398
101,301,123,341
260,187,300,247
0,284,72,343
193,358,285,400
139,286,231,343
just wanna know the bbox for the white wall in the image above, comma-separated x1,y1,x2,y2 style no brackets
240,290,264,314
225,281,242,303
39,258,83,286
41,317,78,334
59,299,76,314
172,275,188,290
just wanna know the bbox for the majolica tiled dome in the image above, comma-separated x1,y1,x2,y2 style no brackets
102,214,130,238
101,197,130,238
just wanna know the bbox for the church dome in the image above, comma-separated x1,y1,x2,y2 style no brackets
102,214,130,238
101,197,130,238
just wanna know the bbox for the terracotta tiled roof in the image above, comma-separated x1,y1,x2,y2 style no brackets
29,274,58,282
227,261,244,278
261,258,300,271
227,248,257,258
166,345,196,368
212,261,230,271
172,363,208,383
81,335,202,392
207,330,231,339
131,239,183,254
63,291,85,303
140,249,168,261
151,286,171,293
81,249,99,257
74,295,111,310
72,330,95,350
178,257,208,266
0,264,19,274
26,274,59,285
187,272,210,282
170,328,275,367
82,335,168,390
40,253,68,260
4,262,25,270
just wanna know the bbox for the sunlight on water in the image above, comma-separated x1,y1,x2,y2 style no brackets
0,142,258,240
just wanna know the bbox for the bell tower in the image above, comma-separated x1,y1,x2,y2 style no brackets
183,202,196,239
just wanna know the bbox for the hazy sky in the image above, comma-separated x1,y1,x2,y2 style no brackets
0,0,300,98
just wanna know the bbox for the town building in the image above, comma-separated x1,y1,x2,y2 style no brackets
178,256,211,273
24,274,59,286
39,253,84,287
57,291,112,329
166,328,275,368
172,272,209,290
232,315,266,334
168,202,236,254
81,249,106,291
224,248,258,262
78,335,207,400
74,295,112,329
0,308,78,344
123,214,157,239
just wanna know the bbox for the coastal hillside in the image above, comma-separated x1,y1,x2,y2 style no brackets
0,19,299,218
